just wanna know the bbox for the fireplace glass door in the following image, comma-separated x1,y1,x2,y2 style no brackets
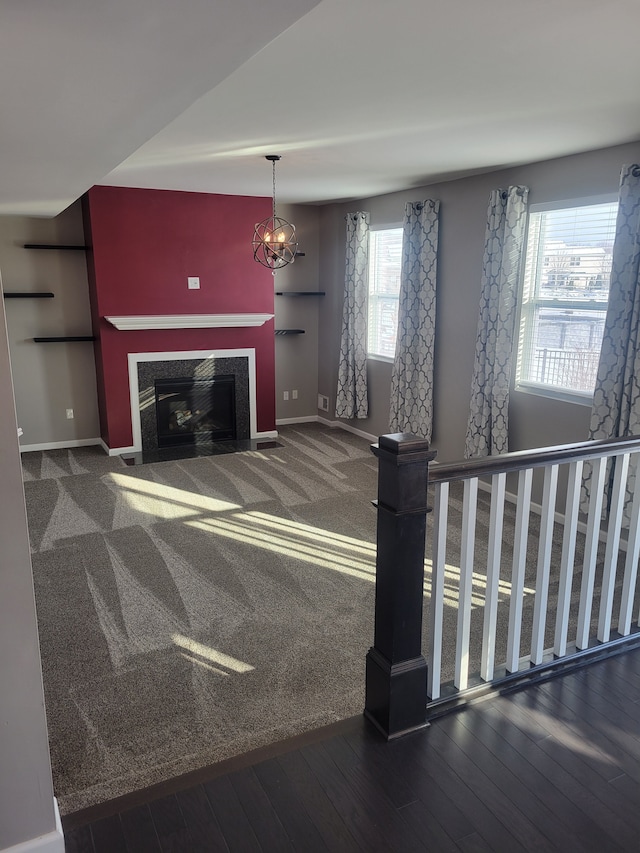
155,376,236,447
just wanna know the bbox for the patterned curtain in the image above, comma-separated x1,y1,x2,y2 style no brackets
335,211,370,419
389,200,440,440
583,165,640,518
464,185,529,458
589,165,640,442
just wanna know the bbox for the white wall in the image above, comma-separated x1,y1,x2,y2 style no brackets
318,141,640,461
0,202,100,449
0,276,62,850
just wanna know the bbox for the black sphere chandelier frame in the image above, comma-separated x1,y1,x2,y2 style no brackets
252,155,298,274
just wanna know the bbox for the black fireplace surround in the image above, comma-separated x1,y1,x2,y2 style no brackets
155,375,236,447
137,357,250,452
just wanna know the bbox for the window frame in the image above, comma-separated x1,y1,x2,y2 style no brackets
366,225,403,362
514,194,618,407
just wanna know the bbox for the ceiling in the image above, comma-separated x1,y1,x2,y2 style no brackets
3,0,640,217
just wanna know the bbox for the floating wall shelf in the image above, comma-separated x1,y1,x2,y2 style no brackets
23,243,87,251
4,292,54,299
33,336,95,343
275,291,325,297
275,329,305,336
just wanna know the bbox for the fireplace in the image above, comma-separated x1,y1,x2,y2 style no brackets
131,351,255,453
154,375,236,447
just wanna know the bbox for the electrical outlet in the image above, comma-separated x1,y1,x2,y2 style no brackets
187,276,200,290
317,394,329,412
292,390,298,400
283,391,289,401
66,408,74,419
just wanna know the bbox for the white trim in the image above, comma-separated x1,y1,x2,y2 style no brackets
127,348,258,453
316,416,377,442
2,799,65,853
105,313,273,331
102,441,136,457
276,414,377,442
255,430,278,439
19,437,101,453
276,416,319,426
528,193,618,214
366,354,394,364
514,382,593,408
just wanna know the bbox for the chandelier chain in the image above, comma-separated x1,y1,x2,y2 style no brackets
272,159,277,222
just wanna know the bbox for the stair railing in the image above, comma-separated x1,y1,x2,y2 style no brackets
365,432,640,738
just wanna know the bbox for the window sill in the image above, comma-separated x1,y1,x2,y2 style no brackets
367,354,394,364
514,382,593,408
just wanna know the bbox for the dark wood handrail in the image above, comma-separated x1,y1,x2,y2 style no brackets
427,433,640,484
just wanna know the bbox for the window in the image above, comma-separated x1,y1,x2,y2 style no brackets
367,228,403,359
515,199,618,402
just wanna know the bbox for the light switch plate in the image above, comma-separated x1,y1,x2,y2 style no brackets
187,276,200,289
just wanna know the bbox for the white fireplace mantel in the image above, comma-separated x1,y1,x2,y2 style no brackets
105,313,273,331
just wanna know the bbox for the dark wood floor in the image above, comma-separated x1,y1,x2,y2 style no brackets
63,649,640,852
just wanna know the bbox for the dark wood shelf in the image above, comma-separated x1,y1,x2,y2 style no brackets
294,252,305,257
33,336,95,343
23,243,87,251
275,291,325,296
4,292,54,299
275,329,305,336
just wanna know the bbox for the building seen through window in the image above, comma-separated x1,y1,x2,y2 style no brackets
516,200,618,400
367,228,403,358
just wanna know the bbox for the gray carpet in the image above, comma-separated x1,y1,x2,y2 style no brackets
24,425,381,814
22,424,621,814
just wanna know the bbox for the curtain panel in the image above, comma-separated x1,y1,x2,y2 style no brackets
335,211,370,420
584,165,640,518
589,165,640,442
464,185,529,458
389,200,440,440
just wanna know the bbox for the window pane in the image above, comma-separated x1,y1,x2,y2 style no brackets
368,228,402,357
517,200,617,397
528,307,605,393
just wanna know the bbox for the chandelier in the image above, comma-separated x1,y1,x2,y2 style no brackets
252,155,297,272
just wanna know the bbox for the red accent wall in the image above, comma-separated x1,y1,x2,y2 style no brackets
83,185,274,449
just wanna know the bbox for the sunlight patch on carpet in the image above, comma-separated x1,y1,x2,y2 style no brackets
172,633,254,673
106,472,241,518
187,514,376,582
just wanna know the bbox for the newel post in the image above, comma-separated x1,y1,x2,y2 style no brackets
365,433,436,739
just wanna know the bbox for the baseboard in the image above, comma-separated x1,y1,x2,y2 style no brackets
255,430,279,439
100,440,136,457
19,438,101,453
316,416,377,443
275,414,377,442
275,416,320,426
1,798,65,853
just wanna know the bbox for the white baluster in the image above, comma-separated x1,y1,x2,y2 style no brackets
428,482,449,700
576,456,607,649
531,464,559,665
554,460,583,657
455,477,478,691
598,453,630,642
506,468,533,673
481,472,506,682
619,453,640,636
